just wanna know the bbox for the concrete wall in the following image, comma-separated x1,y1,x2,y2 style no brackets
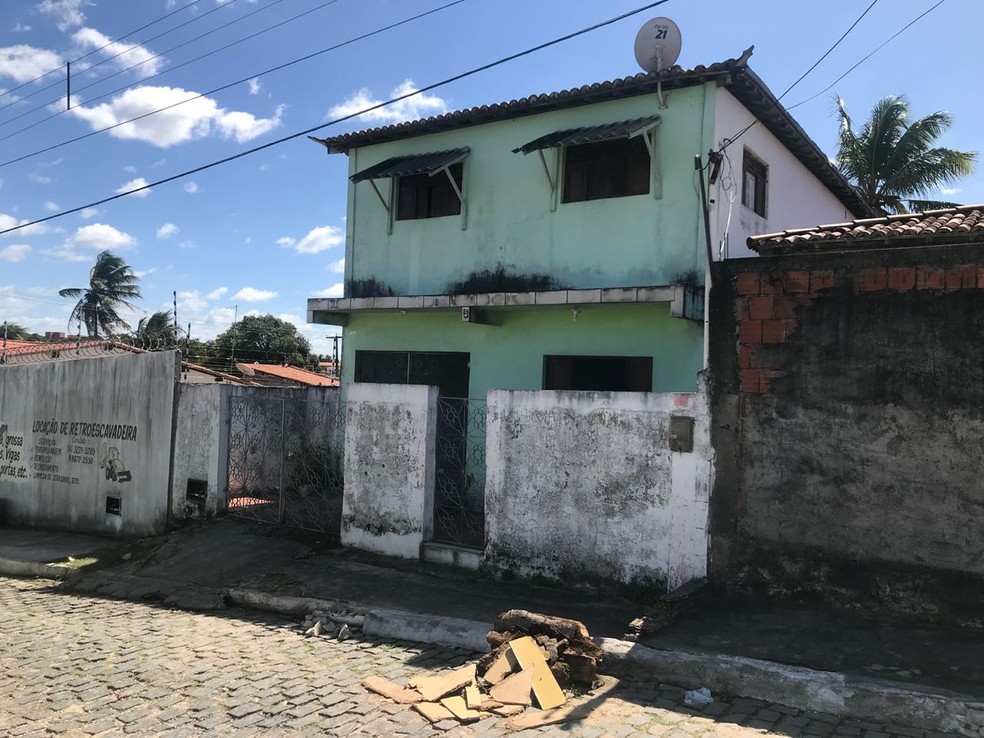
484,385,713,592
345,85,716,295
711,90,858,259
341,382,437,558
709,244,984,625
0,351,178,536
171,383,227,522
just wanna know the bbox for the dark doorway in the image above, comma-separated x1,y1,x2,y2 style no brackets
543,355,653,392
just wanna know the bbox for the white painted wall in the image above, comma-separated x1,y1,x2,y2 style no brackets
171,383,225,521
712,89,858,259
0,352,178,536
484,383,713,591
341,382,437,558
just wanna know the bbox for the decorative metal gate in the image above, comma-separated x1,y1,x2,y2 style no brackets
434,398,486,549
227,393,345,534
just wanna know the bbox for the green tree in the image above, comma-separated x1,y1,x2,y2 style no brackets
210,315,315,368
835,95,976,215
2,321,32,340
58,251,142,338
132,310,176,346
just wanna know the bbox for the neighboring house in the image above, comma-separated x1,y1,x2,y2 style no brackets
235,362,340,387
307,49,869,400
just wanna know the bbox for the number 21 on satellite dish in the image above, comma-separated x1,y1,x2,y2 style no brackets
634,17,682,73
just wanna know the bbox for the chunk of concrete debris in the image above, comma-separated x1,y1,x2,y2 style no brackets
464,685,482,710
337,624,351,641
412,701,457,723
439,695,483,723
411,664,476,702
482,652,515,685
507,636,566,710
488,668,533,706
491,703,525,718
361,676,423,705
303,620,322,638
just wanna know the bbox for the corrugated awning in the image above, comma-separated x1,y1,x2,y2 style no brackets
512,116,661,154
350,148,470,182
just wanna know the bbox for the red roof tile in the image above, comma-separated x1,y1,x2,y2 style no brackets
749,205,984,255
236,363,339,387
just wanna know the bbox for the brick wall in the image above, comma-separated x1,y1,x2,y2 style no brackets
710,243,984,627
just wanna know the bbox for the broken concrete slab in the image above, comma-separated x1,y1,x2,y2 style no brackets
361,676,423,705
439,695,483,723
508,636,566,710
464,685,482,710
411,664,476,702
489,668,533,706
412,701,456,723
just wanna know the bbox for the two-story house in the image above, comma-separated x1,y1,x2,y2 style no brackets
307,50,868,405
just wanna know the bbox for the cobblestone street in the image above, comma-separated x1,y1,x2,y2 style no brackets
0,578,942,737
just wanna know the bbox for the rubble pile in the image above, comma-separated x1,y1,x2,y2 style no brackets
298,609,364,640
361,609,615,731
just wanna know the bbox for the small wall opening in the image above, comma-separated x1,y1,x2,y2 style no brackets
185,478,208,502
105,496,121,516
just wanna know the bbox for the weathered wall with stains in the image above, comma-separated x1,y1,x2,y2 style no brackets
341,382,437,558
709,244,984,625
0,351,178,536
171,383,227,522
484,385,713,592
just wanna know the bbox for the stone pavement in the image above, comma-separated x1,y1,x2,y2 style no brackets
0,577,944,738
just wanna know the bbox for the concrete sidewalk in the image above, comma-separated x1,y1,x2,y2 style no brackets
2,517,983,736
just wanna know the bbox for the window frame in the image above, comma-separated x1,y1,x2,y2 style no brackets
542,354,653,393
742,150,768,217
395,162,464,221
561,135,652,204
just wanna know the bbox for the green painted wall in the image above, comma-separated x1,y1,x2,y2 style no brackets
344,84,716,296
341,303,703,397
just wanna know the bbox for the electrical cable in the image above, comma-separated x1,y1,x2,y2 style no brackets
0,0,468,168
0,0,308,133
717,0,879,154
0,0,673,230
786,0,947,112
0,0,211,103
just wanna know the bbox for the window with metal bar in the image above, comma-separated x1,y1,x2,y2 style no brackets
742,150,768,217
396,163,463,220
562,137,650,203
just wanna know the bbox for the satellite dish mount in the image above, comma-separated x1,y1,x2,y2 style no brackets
634,17,682,109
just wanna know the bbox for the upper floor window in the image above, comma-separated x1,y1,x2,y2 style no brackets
543,354,653,392
742,151,768,217
397,162,464,220
562,136,651,203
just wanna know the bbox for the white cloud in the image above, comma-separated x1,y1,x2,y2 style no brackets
176,290,207,313
276,236,295,248
941,187,962,196
39,158,63,167
79,207,97,219
0,244,31,262
183,181,199,194
156,222,179,239
38,0,88,30
115,177,150,197
123,164,137,174
327,257,345,273
133,267,158,278
178,240,195,249
314,283,344,298
0,45,61,83
0,213,50,237
67,223,135,250
72,27,162,78
42,201,59,212
247,77,261,95
233,287,277,302
66,85,284,148
11,23,32,32
328,79,447,125
29,172,52,184
295,225,343,254
207,286,228,300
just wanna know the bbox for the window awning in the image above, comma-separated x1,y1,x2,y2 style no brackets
350,148,470,183
512,116,661,155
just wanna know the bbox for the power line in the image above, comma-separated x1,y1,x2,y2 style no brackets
717,0,880,154
0,0,673,239
0,0,302,133
0,0,209,102
786,0,947,112
0,0,468,168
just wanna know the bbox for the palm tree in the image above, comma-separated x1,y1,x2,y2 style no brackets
835,95,976,215
59,251,142,338
2,321,31,340
132,310,176,346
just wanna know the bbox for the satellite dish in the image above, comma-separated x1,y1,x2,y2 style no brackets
634,17,682,73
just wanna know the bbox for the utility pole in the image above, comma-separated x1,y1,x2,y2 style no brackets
230,304,238,368
173,291,178,347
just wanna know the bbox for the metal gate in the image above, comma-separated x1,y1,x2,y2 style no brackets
227,393,345,534
434,398,486,549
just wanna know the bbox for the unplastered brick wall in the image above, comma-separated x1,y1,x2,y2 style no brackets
734,261,984,394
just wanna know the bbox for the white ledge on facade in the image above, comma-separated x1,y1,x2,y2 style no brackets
308,284,698,324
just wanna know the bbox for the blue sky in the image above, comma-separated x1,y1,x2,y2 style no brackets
1,0,979,355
